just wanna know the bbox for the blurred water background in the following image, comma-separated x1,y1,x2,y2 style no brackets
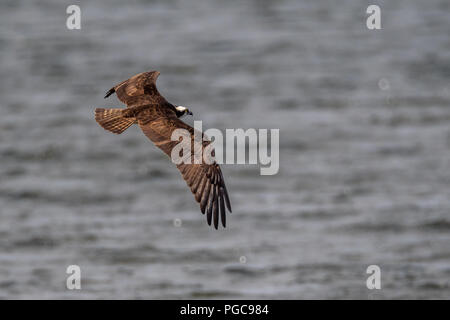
0,0,450,299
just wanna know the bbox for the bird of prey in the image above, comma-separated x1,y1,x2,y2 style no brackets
94,71,231,229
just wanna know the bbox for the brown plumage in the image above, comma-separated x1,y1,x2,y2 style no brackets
95,71,231,229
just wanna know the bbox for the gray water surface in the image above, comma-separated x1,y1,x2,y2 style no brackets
0,0,450,299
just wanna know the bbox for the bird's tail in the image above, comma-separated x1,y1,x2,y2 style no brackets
95,108,135,134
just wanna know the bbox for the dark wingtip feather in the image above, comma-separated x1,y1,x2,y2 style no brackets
104,88,115,99
206,185,215,226
206,202,213,226
224,187,232,213
200,182,211,214
218,170,232,213
213,186,219,229
219,188,226,228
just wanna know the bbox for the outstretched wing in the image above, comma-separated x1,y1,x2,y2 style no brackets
137,108,232,229
104,71,162,106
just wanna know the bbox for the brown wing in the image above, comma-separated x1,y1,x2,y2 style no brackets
137,107,232,229
104,71,162,106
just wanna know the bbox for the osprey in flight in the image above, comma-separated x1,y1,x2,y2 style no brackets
94,71,231,229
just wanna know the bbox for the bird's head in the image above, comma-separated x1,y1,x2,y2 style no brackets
175,105,193,117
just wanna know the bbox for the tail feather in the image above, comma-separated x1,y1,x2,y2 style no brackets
95,108,135,134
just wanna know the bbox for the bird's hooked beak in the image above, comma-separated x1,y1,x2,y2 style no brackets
187,110,193,116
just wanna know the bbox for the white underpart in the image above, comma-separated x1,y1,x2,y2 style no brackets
175,105,187,112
